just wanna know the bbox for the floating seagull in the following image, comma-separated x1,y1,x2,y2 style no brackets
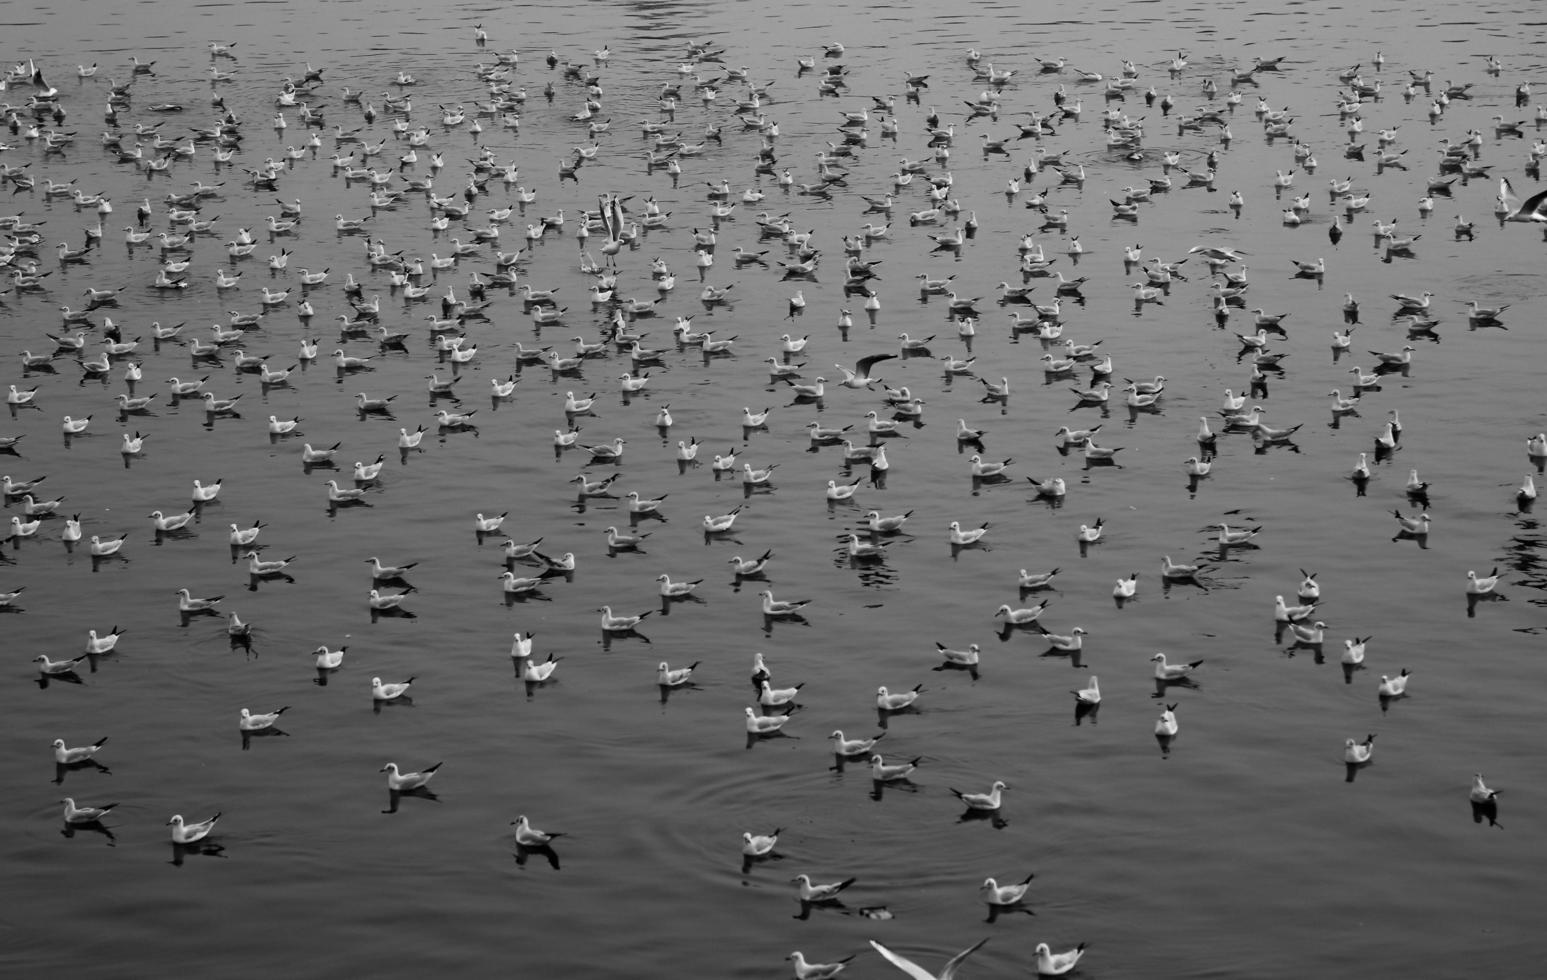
1151,653,1203,680
981,873,1035,906
512,814,563,848
788,951,855,980
62,797,119,825
1071,676,1100,704
1344,734,1376,764
371,676,414,701
239,706,290,731
1470,773,1500,804
742,826,781,856
1379,669,1411,698
53,737,108,764
382,760,442,791
794,873,857,903
1466,567,1501,595
1034,942,1088,977
950,780,1007,810
876,684,924,711
168,812,221,844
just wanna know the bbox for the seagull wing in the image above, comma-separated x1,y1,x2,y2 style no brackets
940,938,990,980
1519,183,1547,220
854,352,899,376
869,941,942,980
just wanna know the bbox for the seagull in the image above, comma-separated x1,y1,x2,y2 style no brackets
1467,567,1501,595
1379,668,1411,697
1113,572,1138,598
1034,942,1088,976
238,706,291,731
512,814,564,848
742,827,782,856
829,731,884,757
745,707,792,735
794,873,857,903
382,761,442,791
981,873,1035,906
1151,652,1202,680
53,737,109,764
168,812,221,844
1498,176,1547,222
949,520,990,546
995,600,1048,625
788,951,855,980
371,676,414,701
761,590,809,616
868,938,989,980
1071,676,1100,704
835,353,898,388
950,780,1007,810
876,684,924,711
1344,734,1376,764
1470,773,1500,804
601,606,652,631
62,798,119,825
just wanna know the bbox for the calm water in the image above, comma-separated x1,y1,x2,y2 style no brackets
2,0,1545,976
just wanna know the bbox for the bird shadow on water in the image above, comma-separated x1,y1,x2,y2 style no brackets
169,841,226,866
239,727,289,751
54,759,111,784
383,786,440,814
957,807,1008,830
513,842,561,870
1471,800,1502,828
61,819,117,845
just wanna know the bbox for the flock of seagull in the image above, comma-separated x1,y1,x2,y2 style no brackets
2,18,1544,978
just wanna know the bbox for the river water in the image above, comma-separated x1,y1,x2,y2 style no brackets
2,0,1545,976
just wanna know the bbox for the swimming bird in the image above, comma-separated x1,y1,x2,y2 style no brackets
788,951,855,980
512,814,563,848
1379,669,1411,697
371,676,414,702
168,812,221,844
238,706,290,731
745,707,792,735
729,551,774,576
742,826,782,856
1467,568,1501,595
950,780,1007,810
53,737,108,765
382,761,441,791
1470,773,1500,804
35,654,89,675
61,797,118,825
876,684,924,711
948,520,990,546
1344,734,1376,764
1392,509,1430,535
1034,942,1088,976
794,873,857,904
829,731,885,757
657,661,700,687
1152,653,1202,680
996,600,1048,625
981,873,1035,906
1070,675,1100,704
